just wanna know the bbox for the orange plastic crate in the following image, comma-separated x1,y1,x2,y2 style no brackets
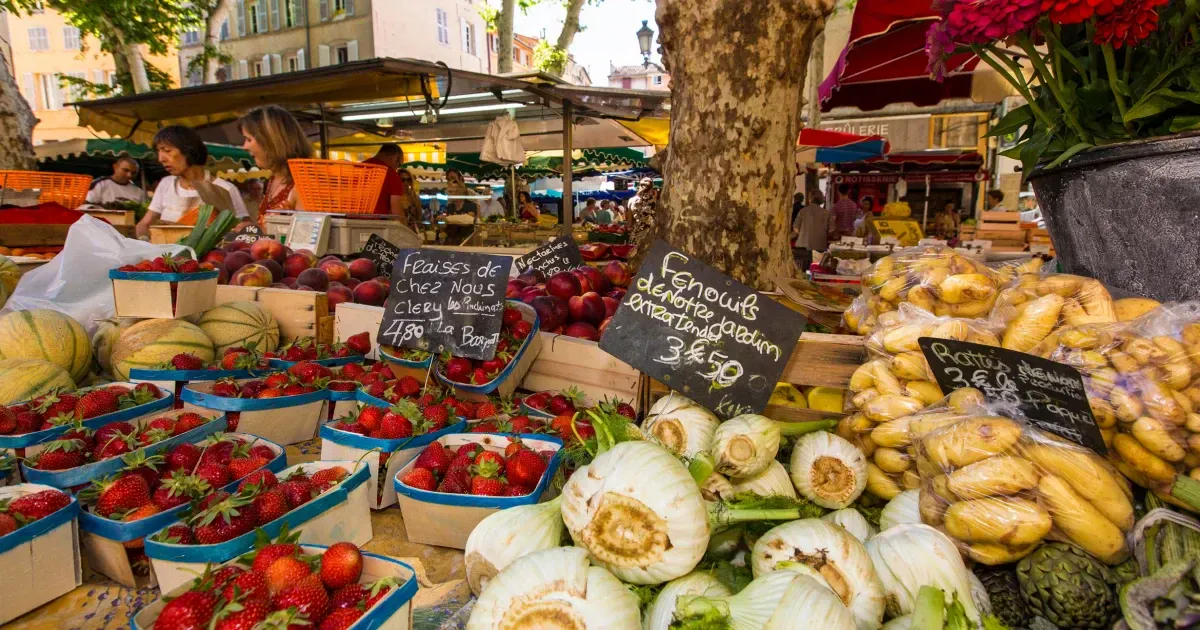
289,159,387,215
0,170,92,208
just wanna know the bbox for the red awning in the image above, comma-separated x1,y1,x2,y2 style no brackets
798,128,888,150
819,0,979,112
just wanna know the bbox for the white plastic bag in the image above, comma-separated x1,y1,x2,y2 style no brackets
1,215,188,333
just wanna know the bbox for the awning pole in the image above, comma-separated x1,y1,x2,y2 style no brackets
922,174,930,231
318,105,329,159
561,100,573,235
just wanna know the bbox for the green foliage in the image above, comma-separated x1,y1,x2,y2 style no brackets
534,40,569,75
186,44,234,78
478,4,500,32
0,0,201,56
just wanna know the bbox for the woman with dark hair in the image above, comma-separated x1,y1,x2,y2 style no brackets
136,125,248,238
517,190,539,222
239,105,314,215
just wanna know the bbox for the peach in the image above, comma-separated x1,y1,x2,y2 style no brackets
250,238,286,264
352,279,389,306
224,250,254,276
327,283,353,311
283,253,315,279
258,259,284,282
348,258,377,282
232,263,273,287
297,267,330,292
319,259,351,284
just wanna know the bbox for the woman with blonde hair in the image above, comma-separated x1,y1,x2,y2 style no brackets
239,105,314,217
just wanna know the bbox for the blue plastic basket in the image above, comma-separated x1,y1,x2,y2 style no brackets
0,383,175,450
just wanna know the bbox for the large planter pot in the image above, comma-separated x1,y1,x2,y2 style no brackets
1030,132,1200,302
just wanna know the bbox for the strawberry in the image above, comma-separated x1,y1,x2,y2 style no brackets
473,401,499,419
397,376,421,397
336,422,368,435
193,496,258,544
135,428,172,447
146,416,177,434
414,442,452,476
271,579,330,625
506,449,548,487
353,406,384,431
228,456,268,480
201,439,237,466
502,484,533,496
470,476,504,496
173,412,209,435
523,391,551,410
170,353,205,370
421,404,450,429
220,351,260,371
481,357,505,377
548,395,577,416
210,565,247,589
252,541,302,574
154,591,217,630
197,462,231,488
177,259,200,273
32,438,86,470
279,478,316,508
121,503,161,549
470,368,492,385
0,406,16,434
94,421,135,446
319,608,364,630
0,513,17,536
255,388,284,399
288,361,332,384
264,373,291,389
249,444,276,461
456,443,484,460
364,578,400,609
340,363,367,380
329,583,369,610
344,332,371,355
36,391,79,419
443,357,473,383
134,382,161,398
327,380,357,392
509,415,537,434
378,411,413,439
399,467,436,491
474,450,505,470
197,491,231,512
282,384,307,396
451,399,474,418
222,570,270,604
510,319,533,340
310,466,348,491
238,469,278,492
502,306,522,327
364,381,388,400
211,378,242,398
88,473,151,518
437,466,470,494
320,542,363,589
212,597,270,630
470,420,499,433
166,442,202,471
7,488,70,520
252,489,290,525
504,439,524,458
153,471,204,510
162,523,194,544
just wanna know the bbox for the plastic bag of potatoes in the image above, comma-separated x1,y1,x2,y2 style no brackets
1033,302,1200,512
991,271,1122,353
912,389,1134,566
842,246,1009,336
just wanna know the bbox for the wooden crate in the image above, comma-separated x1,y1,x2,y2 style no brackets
212,285,333,345
334,302,385,360
148,225,192,245
84,209,135,226
0,223,134,247
521,333,647,411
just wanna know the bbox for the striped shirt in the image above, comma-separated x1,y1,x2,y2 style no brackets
831,198,860,235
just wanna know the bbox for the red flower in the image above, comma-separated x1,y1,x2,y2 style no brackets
1042,0,1125,25
946,0,1042,45
1093,0,1170,48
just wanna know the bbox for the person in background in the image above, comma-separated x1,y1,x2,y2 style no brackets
579,198,600,223
628,177,658,247
791,190,832,272
852,197,875,241
480,188,506,220
86,156,143,205
362,144,408,217
397,168,422,228
611,202,627,224
830,184,859,238
790,191,805,232
136,125,248,239
934,200,960,239
239,105,313,218
518,191,539,222
986,189,1009,212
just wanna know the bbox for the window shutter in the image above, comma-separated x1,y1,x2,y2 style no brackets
272,53,282,73
294,0,305,23
269,0,279,30
296,47,305,70
346,40,358,62
256,2,266,32
220,19,229,40
344,0,354,15
319,0,328,21
91,69,104,84
236,0,246,36
48,74,62,109
238,59,249,79
318,44,330,67
20,72,34,103
260,54,271,76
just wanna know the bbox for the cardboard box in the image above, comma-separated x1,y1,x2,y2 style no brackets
145,460,373,594
335,302,385,360
128,367,262,410
521,332,644,411
0,483,82,625
434,301,542,402
378,345,434,384
132,544,418,630
181,379,327,446
392,433,562,549
110,270,219,319
77,433,286,588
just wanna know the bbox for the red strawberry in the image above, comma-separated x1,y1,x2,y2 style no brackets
33,439,86,470
504,439,524,458
0,406,16,434
340,363,367,380
616,402,636,419
153,471,203,510
173,412,209,435
400,467,436,491
288,361,332,384
197,491,231,512
364,578,399,609
221,572,270,604
238,469,279,492
444,357,473,383
364,381,388,400
310,466,348,491
414,442,451,476
121,503,162,549
329,583,369,610
8,488,70,520
90,473,151,518
548,394,577,415
0,513,17,535
146,416,177,434
94,421,135,446
327,380,356,392
502,306,522,327
523,391,551,410
271,579,330,625
506,449,548,487
249,444,276,461
509,415,537,434
154,591,217,630
134,382,161,398
264,373,291,389
344,332,371,355
162,523,194,544
397,376,421,397
471,368,491,385
213,597,269,629
320,542,363,589
456,443,483,459
197,462,231,488
193,496,258,544
320,608,363,630
255,388,284,399
282,384,307,397
170,353,205,370
378,411,413,439
503,484,533,496
474,401,500,420
279,478,316,508
210,565,246,589
437,466,470,494
471,421,499,433
470,476,504,496
422,404,450,430
211,378,242,398
38,391,79,419
252,541,302,573
252,489,290,525
474,450,505,470
228,456,268,480
166,442,202,471
481,357,505,377
201,440,237,466
510,320,533,340
356,406,386,431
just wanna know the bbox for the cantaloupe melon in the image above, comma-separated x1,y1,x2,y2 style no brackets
93,318,142,377
0,255,19,295
197,301,280,354
0,358,75,405
0,308,92,383
111,318,214,380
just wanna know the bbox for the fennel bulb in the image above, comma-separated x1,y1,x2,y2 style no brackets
821,508,876,542
790,431,868,509
561,441,710,584
879,489,921,531
644,395,720,459
464,496,564,596
713,414,781,477
701,472,736,502
865,524,980,621
643,571,731,630
751,518,886,630
730,460,797,499
466,547,641,630
673,571,855,630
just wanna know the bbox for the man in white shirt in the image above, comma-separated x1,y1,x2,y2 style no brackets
85,156,144,206
985,189,1009,212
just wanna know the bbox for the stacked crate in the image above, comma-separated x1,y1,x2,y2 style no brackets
1029,226,1055,256
976,211,1028,252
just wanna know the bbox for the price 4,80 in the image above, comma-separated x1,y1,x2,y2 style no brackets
381,320,424,346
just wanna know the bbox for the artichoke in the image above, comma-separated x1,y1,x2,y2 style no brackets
975,565,1029,628
1016,542,1118,629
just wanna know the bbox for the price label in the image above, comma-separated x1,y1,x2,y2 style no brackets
361,234,403,279
599,240,805,418
919,238,948,246
377,249,509,361
223,223,264,246
514,235,584,278
1030,244,1052,255
919,337,1106,453
964,239,993,250
838,236,865,246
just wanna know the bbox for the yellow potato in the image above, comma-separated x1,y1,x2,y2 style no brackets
907,285,937,312
1188,413,1200,434
1037,274,1084,297
874,447,913,474
865,462,902,500
923,417,1023,469
947,456,1039,498
870,361,905,396
905,380,944,406
966,542,1038,565
1162,362,1194,391
966,330,1002,347
944,497,1053,546
851,388,881,409
836,414,876,458
1113,433,1178,485
882,324,930,354
849,361,877,392
909,411,967,440
1002,294,1065,352
901,469,920,490
863,394,926,423
936,297,997,318
877,311,904,329
1077,279,1117,323
1115,297,1161,322
948,387,986,413
1089,368,1119,396
1184,322,1200,347
879,276,907,303
867,255,896,287
930,320,970,341
1124,337,1162,365
1192,468,1200,482
890,352,929,381
1110,387,1144,423
1144,380,1187,425
1038,474,1129,564
1022,442,1134,531
1060,326,1112,350
872,417,914,449
1090,397,1117,428
1110,351,1142,374
1132,416,1188,462
1172,390,1194,415
920,485,948,526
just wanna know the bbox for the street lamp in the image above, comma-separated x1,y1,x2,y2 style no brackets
637,20,654,68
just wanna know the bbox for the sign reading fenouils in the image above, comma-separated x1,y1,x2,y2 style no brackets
599,240,805,418
377,249,509,361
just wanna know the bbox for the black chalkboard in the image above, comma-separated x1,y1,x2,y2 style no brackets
514,236,584,277
918,337,1106,454
224,224,264,246
599,240,805,418
377,249,509,361
361,234,403,279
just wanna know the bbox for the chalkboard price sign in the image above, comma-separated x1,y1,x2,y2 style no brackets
223,223,264,246
377,248,510,361
514,236,584,278
599,240,806,418
361,234,403,279
918,337,1107,454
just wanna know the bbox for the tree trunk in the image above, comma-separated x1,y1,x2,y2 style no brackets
204,0,233,83
126,45,151,94
638,0,834,290
555,0,586,53
497,0,516,74
0,47,37,170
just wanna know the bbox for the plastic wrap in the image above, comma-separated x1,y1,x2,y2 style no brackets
912,389,1134,566
842,246,1008,335
991,271,1119,354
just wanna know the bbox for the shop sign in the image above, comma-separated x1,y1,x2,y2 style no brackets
871,219,924,246
514,235,584,278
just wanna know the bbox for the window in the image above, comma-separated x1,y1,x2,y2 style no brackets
435,8,449,45
333,0,353,15
287,55,299,72
182,30,201,46
38,73,61,109
621,77,632,89
462,22,476,55
236,0,246,36
335,45,349,64
285,0,299,28
489,34,497,53
249,0,266,33
62,27,80,50
269,0,280,30
30,1,43,13
220,19,230,40
28,28,49,51
931,113,985,150
512,49,519,63
64,71,85,100
653,75,663,85
187,67,202,86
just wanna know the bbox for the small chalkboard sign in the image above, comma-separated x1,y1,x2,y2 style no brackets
918,337,1106,454
514,236,584,277
599,240,806,418
377,248,509,361
361,234,402,279
223,223,264,246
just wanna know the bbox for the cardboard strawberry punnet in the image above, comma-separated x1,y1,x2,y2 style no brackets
180,364,332,446
0,483,82,624
0,382,174,454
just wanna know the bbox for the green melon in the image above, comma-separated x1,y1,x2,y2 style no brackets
111,318,215,380
0,308,92,383
0,255,19,295
0,358,75,405
197,301,281,354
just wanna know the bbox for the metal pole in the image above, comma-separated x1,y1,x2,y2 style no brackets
561,100,573,235
318,105,329,159
922,175,930,231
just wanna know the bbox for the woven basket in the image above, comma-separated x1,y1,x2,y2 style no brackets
289,159,388,214
0,170,92,208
